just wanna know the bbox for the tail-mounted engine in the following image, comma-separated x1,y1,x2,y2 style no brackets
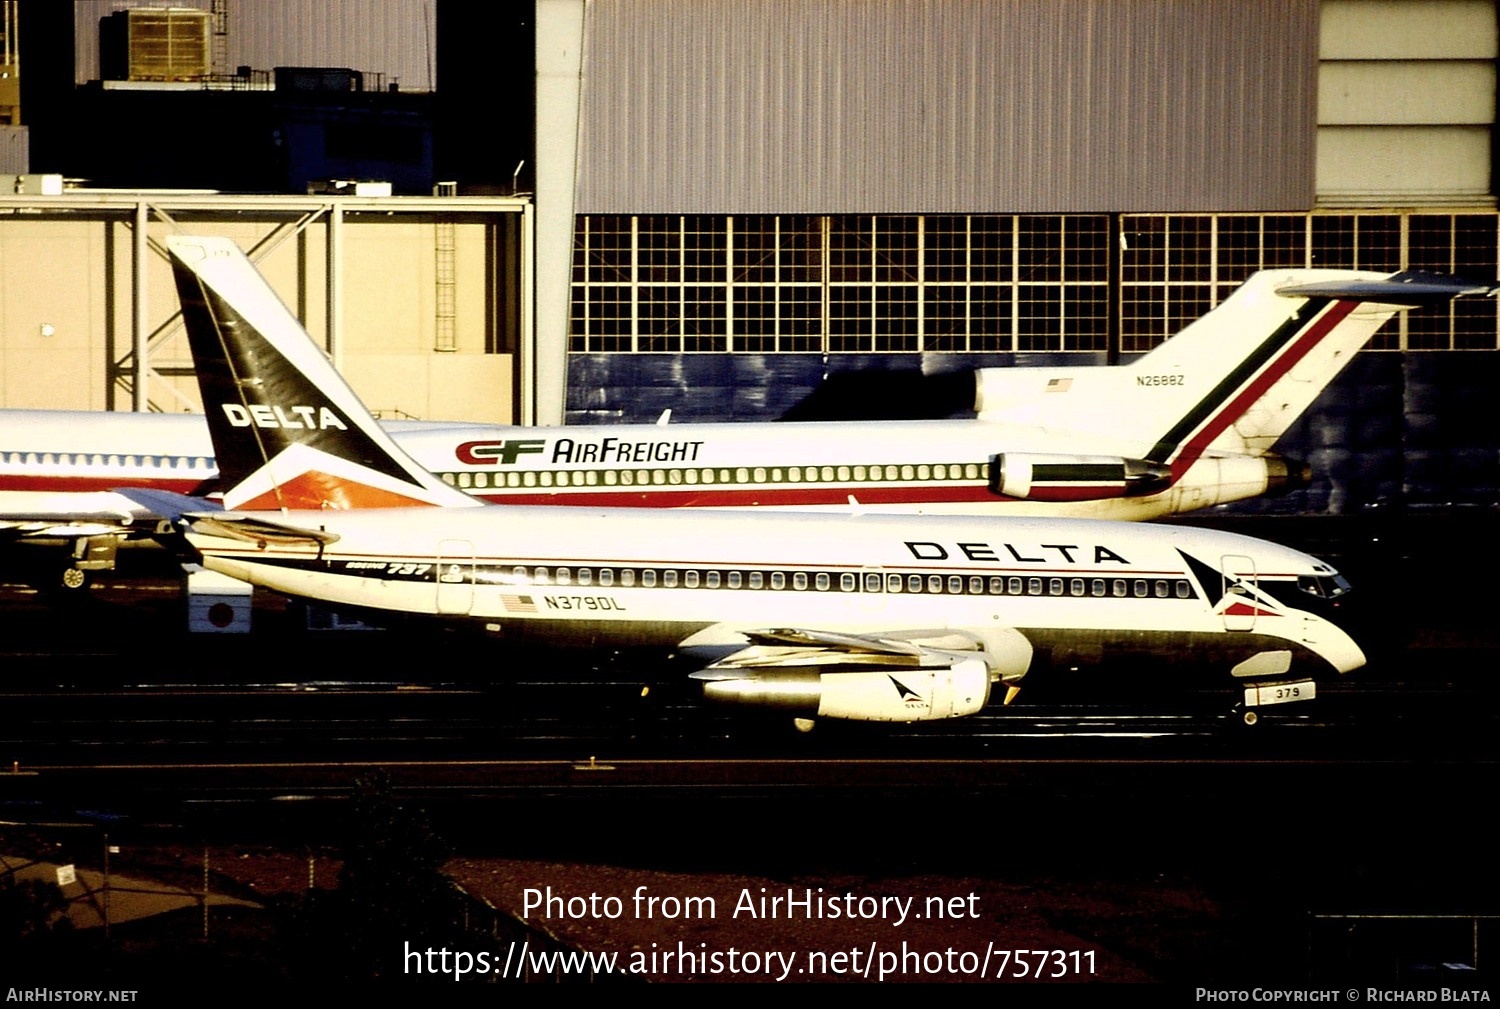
989,453,1171,501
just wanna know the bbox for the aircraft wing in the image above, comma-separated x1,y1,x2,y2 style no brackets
684,624,1032,723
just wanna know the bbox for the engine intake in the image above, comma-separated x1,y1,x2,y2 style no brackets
989,453,1171,501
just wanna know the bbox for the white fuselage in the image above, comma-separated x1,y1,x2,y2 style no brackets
187,506,1366,678
0,409,1279,525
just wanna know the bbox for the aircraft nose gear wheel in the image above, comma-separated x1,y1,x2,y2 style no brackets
1231,702,1260,727
60,566,89,591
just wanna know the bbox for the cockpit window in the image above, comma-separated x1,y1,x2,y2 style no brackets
1298,573,1351,599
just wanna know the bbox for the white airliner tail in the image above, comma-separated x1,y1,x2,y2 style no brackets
974,269,1494,465
166,235,479,513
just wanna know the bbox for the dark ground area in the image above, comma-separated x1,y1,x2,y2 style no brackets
0,512,1496,989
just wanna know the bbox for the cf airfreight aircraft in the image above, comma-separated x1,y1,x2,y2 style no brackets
139,234,1370,726
0,257,1485,590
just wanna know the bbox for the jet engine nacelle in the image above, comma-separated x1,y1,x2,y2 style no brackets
700,659,992,722
989,453,1171,501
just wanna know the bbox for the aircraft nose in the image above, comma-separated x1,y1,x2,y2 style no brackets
1305,615,1367,674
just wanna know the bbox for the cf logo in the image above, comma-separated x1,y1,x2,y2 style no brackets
455,440,546,465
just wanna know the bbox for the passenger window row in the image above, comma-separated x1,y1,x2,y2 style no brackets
498,564,1194,600
444,461,986,491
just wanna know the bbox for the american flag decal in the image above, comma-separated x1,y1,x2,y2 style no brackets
501,594,537,613
1046,377,1073,393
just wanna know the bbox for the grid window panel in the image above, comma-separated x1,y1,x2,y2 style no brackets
732,284,776,352
925,285,969,351
1017,216,1064,282
1406,306,1450,350
827,286,873,351
1454,298,1498,350
1407,216,1457,350
1062,284,1109,351
776,287,823,351
576,215,632,284
926,216,970,284
968,285,1013,352
1353,215,1403,273
637,285,679,350
682,286,727,352
1311,215,1357,270
874,217,919,284
969,216,1014,282
581,285,632,352
1166,217,1213,283
1120,287,1165,353
570,210,1500,357
1064,216,1111,281
1259,216,1309,269
683,216,727,285
874,286,918,352
1214,216,1266,276
778,216,823,284
1121,216,1168,282
733,218,777,285
637,215,681,284
1016,287,1061,352
1408,215,1457,274
828,216,874,284
1453,215,1499,278
1453,216,1498,349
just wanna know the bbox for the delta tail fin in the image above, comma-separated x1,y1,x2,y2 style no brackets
166,235,480,512
974,269,1493,469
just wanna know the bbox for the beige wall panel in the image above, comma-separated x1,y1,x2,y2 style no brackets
1321,0,1498,59
340,223,491,356
342,352,513,423
0,223,109,409
0,210,519,420
1320,60,1496,123
345,233,435,355
1318,124,1493,201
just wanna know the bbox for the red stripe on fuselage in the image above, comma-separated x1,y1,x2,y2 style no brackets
1169,299,1358,481
466,483,1120,508
0,474,210,493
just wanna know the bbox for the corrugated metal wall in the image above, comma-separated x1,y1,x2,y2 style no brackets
576,0,1318,215
74,0,436,90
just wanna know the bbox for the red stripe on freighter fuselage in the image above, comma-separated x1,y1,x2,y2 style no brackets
468,483,1121,508
0,474,210,493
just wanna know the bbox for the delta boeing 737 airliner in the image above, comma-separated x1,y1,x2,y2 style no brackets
130,234,1371,727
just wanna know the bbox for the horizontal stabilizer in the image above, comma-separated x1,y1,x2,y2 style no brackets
1276,271,1496,303
184,513,340,546
115,488,222,523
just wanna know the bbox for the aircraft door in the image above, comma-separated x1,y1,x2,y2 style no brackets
1220,554,1257,632
436,539,476,615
